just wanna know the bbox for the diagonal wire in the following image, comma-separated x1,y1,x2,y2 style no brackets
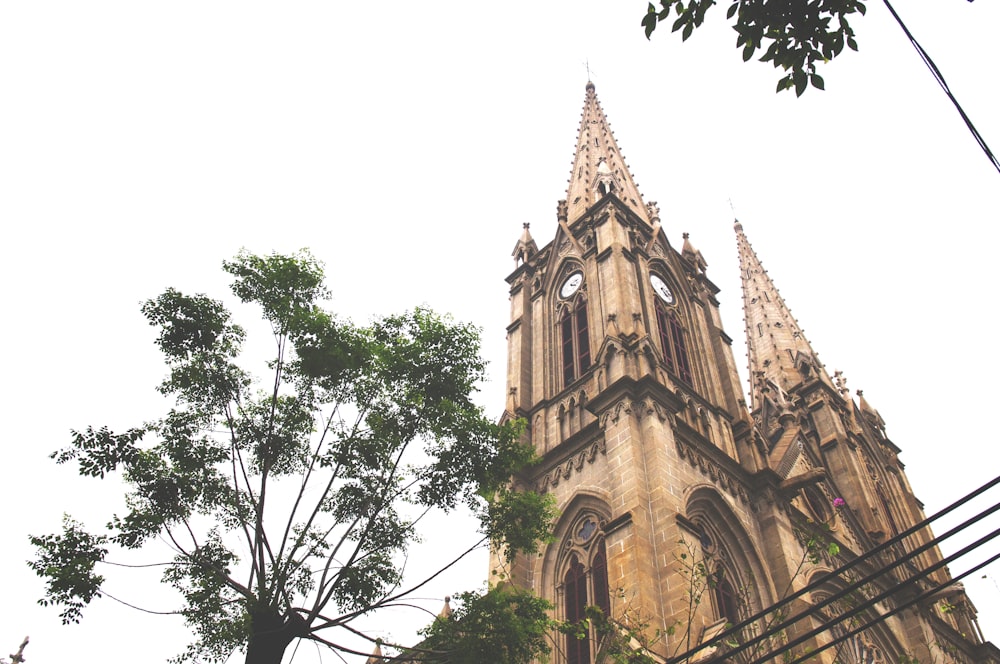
881,0,1000,175
664,473,1000,663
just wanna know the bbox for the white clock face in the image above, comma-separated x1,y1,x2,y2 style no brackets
650,274,674,304
560,272,583,298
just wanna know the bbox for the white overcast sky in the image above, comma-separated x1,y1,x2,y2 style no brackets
2,2,999,663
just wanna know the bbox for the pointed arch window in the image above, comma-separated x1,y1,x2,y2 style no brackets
564,556,590,664
713,567,741,625
654,299,692,384
561,515,611,664
561,299,591,386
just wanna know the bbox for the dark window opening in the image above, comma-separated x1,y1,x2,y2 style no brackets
714,569,741,625
563,538,611,664
565,556,590,664
669,311,692,383
655,299,692,384
591,544,611,617
562,313,576,386
562,300,591,387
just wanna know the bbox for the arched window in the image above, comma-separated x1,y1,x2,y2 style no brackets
564,556,590,664
560,514,611,664
654,298,691,384
713,567,741,625
561,299,591,386
591,544,611,617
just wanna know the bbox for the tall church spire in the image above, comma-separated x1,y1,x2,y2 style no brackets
564,81,649,225
736,220,833,408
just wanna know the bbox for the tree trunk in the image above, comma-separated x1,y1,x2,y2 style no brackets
244,609,308,664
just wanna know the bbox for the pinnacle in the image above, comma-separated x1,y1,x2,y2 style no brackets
737,220,833,408
562,82,649,225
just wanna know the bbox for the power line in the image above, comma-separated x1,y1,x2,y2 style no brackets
665,473,1000,663
666,473,1000,663
882,0,1000,175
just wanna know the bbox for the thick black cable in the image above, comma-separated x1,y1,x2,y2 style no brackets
881,0,1000,175
748,524,1000,663
688,494,1000,663
782,548,1000,664
664,473,1000,663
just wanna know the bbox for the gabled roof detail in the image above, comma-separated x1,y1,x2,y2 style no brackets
736,220,833,408
564,82,649,225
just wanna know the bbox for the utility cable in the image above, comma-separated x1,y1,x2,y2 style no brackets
693,492,1000,663
781,547,1000,664
664,473,1000,663
881,0,1000,175
746,523,1000,663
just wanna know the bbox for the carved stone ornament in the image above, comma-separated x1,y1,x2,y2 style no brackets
536,438,608,493
675,437,751,505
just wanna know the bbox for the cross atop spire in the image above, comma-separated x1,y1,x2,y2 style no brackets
736,220,833,409
564,82,649,225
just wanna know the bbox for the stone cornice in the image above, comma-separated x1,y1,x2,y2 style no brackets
586,374,685,419
674,424,752,505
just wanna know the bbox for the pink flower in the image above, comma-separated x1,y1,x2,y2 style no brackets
833,497,846,508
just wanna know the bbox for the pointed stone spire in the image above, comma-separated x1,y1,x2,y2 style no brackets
857,389,886,430
365,642,384,664
512,223,538,266
681,232,708,273
564,81,649,225
736,220,833,408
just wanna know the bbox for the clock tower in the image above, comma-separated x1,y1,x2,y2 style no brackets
496,82,997,664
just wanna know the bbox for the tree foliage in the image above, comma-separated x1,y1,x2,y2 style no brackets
417,586,554,664
29,250,555,664
642,0,866,95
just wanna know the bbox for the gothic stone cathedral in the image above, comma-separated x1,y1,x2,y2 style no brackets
494,82,998,664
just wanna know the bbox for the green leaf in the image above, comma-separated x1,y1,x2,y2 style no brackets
847,36,858,51
682,21,694,40
726,1,738,19
642,4,659,38
793,69,807,96
810,73,825,90
743,42,755,61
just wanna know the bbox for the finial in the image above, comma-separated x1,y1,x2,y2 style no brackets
646,201,660,223
834,370,850,398
682,232,689,239
439,596,453,619
557,199,568,222
523,222,530,230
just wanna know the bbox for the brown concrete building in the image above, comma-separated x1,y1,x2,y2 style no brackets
495,82,998,664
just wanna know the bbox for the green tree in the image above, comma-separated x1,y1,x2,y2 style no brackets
642,0,867,95
416,586,554,663
29,250,555,664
